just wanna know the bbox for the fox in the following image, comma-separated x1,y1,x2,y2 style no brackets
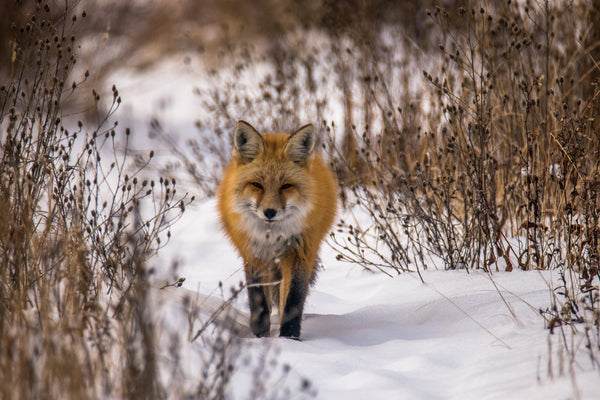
217,120,338,339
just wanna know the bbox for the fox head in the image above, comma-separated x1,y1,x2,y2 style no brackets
231,120,315,246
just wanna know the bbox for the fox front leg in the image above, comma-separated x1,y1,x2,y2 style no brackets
246,266,271,338
279,274,309,339
278,253,311,339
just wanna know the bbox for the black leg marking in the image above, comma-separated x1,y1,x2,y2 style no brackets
309,259,321,286
279,277,308,339
248,283,270,338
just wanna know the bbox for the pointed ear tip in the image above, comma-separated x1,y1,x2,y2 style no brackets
235,121,260,137
295,124,314,135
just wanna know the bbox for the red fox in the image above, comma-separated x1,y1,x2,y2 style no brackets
217,121,338,339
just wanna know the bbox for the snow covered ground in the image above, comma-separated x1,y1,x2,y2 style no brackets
154,199,600,400
104,43,600,400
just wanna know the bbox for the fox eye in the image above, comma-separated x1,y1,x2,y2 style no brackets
281,183,293,190
251,182,263,189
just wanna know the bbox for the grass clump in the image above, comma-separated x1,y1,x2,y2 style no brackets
0,2,192,398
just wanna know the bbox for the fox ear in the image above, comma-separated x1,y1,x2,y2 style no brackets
233,120,264,164
285,124,315,165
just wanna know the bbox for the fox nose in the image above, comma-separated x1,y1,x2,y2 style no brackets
264,208,277,220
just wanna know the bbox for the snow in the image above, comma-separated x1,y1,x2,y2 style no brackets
154,199,600,399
